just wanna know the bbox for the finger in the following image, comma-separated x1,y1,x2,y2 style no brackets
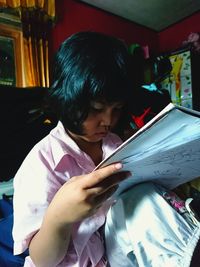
87,171,130,196
94,185,119,208
82,162,123,189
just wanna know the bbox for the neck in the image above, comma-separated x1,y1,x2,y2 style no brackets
67,131,103,166
79,140,103,166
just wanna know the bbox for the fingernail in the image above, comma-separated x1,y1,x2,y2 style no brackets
115,162,123,170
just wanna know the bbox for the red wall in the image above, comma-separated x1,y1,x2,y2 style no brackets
51,1,200,56
158,12,200,53
51,0,158,53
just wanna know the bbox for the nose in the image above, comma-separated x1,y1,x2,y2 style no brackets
100,109,112,127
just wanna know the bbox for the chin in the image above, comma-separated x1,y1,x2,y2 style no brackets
84,135,104,143
88,137,103,143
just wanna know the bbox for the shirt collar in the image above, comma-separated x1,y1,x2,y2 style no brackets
49,121,122,172
49,122,88,168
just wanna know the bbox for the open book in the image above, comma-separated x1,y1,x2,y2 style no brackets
95,103,200,196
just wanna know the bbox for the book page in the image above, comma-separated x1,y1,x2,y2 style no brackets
96,103,200,195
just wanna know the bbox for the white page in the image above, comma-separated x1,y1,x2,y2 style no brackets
95,103,200,196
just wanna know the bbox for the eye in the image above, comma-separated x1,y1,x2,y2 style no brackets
90,106,103,113
90,102,105,113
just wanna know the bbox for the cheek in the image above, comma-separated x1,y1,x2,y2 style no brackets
82,117,99,131
111,112,122,126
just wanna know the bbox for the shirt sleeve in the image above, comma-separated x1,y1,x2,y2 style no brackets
12,146,62,255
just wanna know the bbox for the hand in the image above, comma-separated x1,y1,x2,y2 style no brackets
47,163,130,227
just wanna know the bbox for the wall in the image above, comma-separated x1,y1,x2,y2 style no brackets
158,11,200,53
51,0,158,54
51,1,200,56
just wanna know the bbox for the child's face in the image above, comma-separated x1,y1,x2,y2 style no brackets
69,100,124,143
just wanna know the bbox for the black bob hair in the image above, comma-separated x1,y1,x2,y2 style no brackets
47,31,138,134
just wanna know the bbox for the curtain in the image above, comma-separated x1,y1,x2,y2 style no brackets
0,0,55,17
0,0,55,87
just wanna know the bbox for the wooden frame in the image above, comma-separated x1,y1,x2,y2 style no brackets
0,23,25,87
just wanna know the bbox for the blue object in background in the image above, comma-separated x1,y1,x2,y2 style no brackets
0,195,28,267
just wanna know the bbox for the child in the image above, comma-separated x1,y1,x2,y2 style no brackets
13,31,200,267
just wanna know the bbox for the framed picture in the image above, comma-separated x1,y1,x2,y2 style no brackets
160,49,193,109
0,23,24,86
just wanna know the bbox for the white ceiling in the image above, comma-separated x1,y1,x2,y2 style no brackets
80,0,200,32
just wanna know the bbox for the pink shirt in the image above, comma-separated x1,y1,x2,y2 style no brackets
13,121,122,267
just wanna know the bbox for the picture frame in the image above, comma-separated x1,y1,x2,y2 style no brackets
0,23,25,87
160,48,193,109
